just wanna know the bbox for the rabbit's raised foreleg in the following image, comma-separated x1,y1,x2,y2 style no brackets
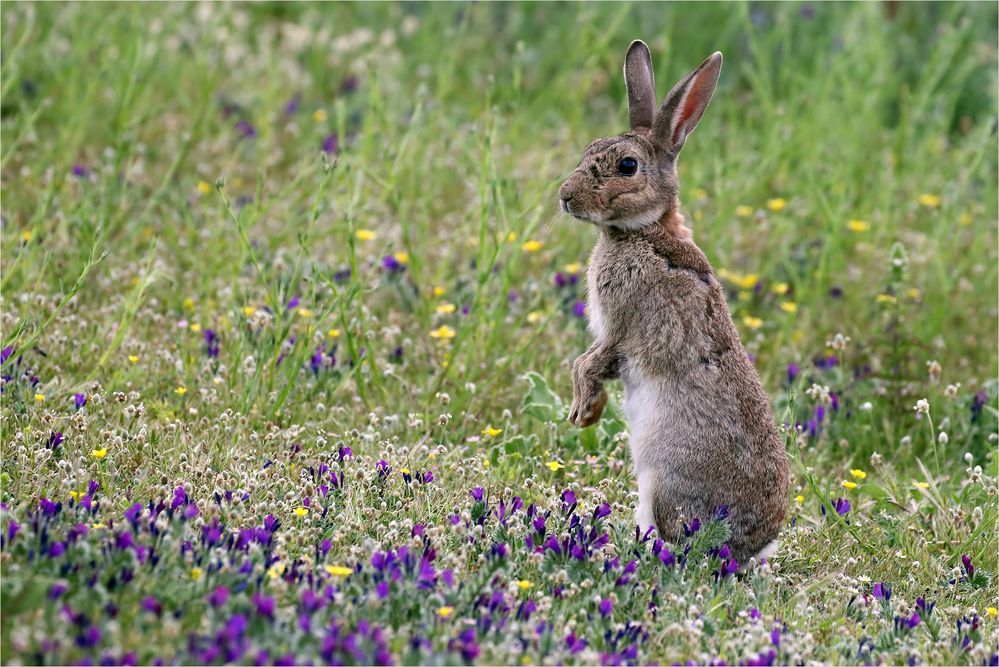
569,343,619,427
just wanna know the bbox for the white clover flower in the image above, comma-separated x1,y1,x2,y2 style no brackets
938,432,948,445
945,383,961,398
926,360,942,383
826,333,851,351
860,401,873,412
913,399,930,415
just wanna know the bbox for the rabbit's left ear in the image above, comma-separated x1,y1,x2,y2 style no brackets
624,40,656,130
652,51,722,157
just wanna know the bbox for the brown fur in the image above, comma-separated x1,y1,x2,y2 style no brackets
561,42,789,564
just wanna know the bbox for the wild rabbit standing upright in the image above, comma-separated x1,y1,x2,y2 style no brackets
559,41,789,565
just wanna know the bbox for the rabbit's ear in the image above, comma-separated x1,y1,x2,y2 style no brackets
624,40,656,130
652,51,722,157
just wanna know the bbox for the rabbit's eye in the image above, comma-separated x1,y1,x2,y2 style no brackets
618,157,638,176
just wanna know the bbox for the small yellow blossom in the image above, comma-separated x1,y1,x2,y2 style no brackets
21,230,33,242
738,291,752,302
742,316,763,329
546,461,564,471
735,273,759,289
293,507,309,517
795,495,804,506
850,469,867,479
436,303,457,314
772,282,789,296
355,229,377,241
482,427,502,438
780,301,798,314
69,490,83,500
190,323,201,333
298,308,313,318
268,562,286,579
197,180,212,194
913,481,930,490
400,468,410,475
313,109,327,123
430,325,456,340
243,306,256,317
766,198,786,212
522,240,544,253
325,565,353,577
433,286,446,297
841,480,858,490
175,386,188,396
328,328,341,338
91,523,106,530
847,219,870,233
183,297,195,310
565,262,582,274
735,205,754,217
986,607,998,619
91,447,108,460
436,606,454,618
34,393,44,402
515,580,533,590
507,232,518,242
917,193,941,208
876,294,897,304
190,567,203,581
907,288,921,300
526,311,542,324
959,212,972,226
128,354,139,364
393,251,410,265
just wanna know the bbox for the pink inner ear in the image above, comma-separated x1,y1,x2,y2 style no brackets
672,71,712,147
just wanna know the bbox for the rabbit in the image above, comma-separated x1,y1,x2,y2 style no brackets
559,40,789,566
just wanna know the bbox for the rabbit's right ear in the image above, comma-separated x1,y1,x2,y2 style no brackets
652,51,722,157
624,40,656,130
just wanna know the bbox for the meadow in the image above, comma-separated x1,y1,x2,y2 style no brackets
1,2,997,665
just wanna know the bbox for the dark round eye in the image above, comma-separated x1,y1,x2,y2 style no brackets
618,157,638,176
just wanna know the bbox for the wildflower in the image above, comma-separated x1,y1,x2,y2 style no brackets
565,262,582,274
268,562,285,579
21,230,33,242
430,325,456,340
546,461,564,471
74,393,87,409
322,133,339,155
433,286,446,297
325,565,352,577
128,354,139,364
175,386,188,396
236,119,257,138
872,582,891,601
917,193,941,208
436,606,454,618
780,301,797,314
926,360,942,383
191,567,203,581
482,427,502,438
598,598,613,616
795,495,804,506
527,311,542,324
91,448,108,460
313,109,327,123
832,498,851,515
515,580,533,590
961,554,974,577
436,303,457,314
355,229,377,241
507,232,518,242
34,393,44,402
986,607,997,619
841,481,857,489
572,301,586,318
913,399,929,415
297,308,313,318
293,507,309,517
189,322,201,333
772,282,789,295
735,205,753,217
742,316,763,329
736,273,759,289
242,306,256,317
393,251,409,265
913,481,930,490
197,180,212,194
766,198,786,212
522,240,544,253
850,469,867,479
847,219,870,232
328,328,340,338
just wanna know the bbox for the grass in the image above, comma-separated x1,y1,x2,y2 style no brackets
1,2,997,665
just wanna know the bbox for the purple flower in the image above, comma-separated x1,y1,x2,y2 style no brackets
124,503,142,523
470,487,484,502
961,554,974,577
0,346,12,365
915,596,935,617
141,596,163,616
561,489,576,508
114,531,133,550
205,586,229,608
555,272,567,288
786,363,799,384
598,598,613,616
832,497,851,516
745,648,776,666
204,329,219,358
872,582,891,601
658,547,675,567
236,119,257,138
285,95,301,115
74,393,87,410
6,519,20,544
72,164,88,178
593,502,611,520
76,625,102,648
896,611,920,630
770,627,781,647
171,486,188,510
322,133,339,155
341,75,359,93
253,592,275,618
48,431,64,449
572,301,587,318
49,582,69,599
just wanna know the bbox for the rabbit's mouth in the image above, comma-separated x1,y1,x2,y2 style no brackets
560,197,604,223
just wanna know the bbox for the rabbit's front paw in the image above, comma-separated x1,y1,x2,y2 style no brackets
569,386,608,428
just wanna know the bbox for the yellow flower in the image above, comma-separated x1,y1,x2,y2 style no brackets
526,311,542,324
847,219,870,233
742,316,763,329
766,198,786,212
850,469,867,479
197,180,212,194
771,282,789,296
738,291,752,302
913,481,930,490
876,294,897,304
190,323,201,333
175,386,188,396
436,303,457,314
522,240,544,253
735,273,759,290
90,522,106,530
355,229,377,241
841,480,858,489
430,325,456,340
693,187,708,200
515,580,533,590
907,288,921,300
482,427,502,438
564,262,582,274
735,205,754,218
400,468,410,475
183,297,195,311
325,565,353,577
917,193,941,208
293,507,309,517
436,606,454,618
506,232,518,242
91,448,108,460
69,490,83,500
780,301,798,314
243,306,256,317
959,212,972,226
190,567,203,581
795,495,804,506
313,109,327,123
128,354,139,364
268,562,286,579
21,230,33,242
298,308,313,318
34,393,44,402
393,251,410,265
328,328,341,338
433,286,446,297
986,607,998,619
545,461,564,471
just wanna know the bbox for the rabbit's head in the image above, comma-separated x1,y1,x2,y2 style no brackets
558,41,721,231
